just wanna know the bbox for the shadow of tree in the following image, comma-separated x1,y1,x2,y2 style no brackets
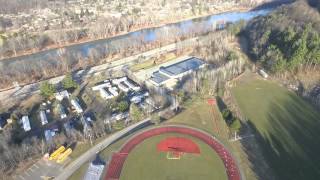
243,93,320,180
307,0,320,9
216,96,227,112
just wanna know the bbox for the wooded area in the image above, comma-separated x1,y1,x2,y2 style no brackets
245,0,320,74
0,0,68,14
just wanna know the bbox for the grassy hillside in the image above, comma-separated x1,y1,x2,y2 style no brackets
232,78,320,179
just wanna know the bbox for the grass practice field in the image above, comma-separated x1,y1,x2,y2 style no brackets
232,77,320,179
120,133,228,180
165,96,228,138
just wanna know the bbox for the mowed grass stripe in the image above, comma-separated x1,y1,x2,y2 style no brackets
232,79,320,180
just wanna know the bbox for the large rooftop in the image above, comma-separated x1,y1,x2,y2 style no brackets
150,57,205,85
160,57,205,77
150,71,170,84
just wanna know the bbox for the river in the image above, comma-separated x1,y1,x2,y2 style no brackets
0,9,272,71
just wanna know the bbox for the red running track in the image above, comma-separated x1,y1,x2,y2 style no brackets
105,126,241,180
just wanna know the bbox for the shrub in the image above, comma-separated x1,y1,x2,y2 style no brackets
118,101,129,112
40,82,56,98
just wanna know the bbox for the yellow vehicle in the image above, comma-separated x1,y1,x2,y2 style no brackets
56,148,72,163
49,146,65,160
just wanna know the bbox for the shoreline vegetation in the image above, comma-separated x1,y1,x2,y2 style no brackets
0,7,258,90
0,7,251,61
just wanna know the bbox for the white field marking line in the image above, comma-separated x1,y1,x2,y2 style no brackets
33,164,39,168
229,134,255,142
29,167,35,172
38,160,45,166
44,160,53,167
19,175,25,180
24,171,31,176
240,134,255,139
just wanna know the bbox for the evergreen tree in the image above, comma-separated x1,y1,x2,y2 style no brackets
130,104,143,122
230,118,241,132
62,73,78,90
40,82,56,98
118,101,129,112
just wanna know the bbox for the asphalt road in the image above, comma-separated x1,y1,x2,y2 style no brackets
54,118,150,180
0,38,198,105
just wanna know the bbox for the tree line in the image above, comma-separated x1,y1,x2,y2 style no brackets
0,0,68,14
245,0,320,74
0,0,259,59
0,16,220,89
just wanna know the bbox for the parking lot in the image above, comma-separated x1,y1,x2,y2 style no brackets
13,159,64,180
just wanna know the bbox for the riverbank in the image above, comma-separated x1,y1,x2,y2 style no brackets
0,6,252,61
0,3,283,91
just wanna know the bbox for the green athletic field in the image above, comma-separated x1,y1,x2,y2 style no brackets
232,78,320,180
120,133,228,180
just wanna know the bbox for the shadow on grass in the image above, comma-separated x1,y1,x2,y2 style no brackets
216,96,227,112
242,93,320,180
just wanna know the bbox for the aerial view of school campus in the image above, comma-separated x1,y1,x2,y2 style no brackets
0,0,320,180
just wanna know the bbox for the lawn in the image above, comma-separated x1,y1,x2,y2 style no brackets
232,78,320,180
120,133,228,180
165,96,229,139
69,136,106,159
